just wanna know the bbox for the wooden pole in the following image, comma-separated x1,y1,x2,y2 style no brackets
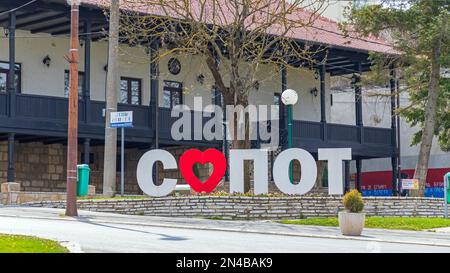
65,0,80,217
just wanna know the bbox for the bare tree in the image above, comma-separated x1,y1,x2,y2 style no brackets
103,0,120,197
114,0,328,191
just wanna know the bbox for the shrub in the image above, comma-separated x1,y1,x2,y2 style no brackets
342,190,364,213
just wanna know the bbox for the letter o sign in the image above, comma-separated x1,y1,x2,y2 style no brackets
273,148,317,195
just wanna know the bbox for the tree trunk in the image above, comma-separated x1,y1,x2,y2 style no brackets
413,34,442,197
227,93,252,193
315,160,326,189
103,0,120,197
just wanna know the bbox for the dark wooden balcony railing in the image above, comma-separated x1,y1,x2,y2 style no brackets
364,126,392,145
293,120,322,139
2,93,222,145
0,93,7,116
0,93,394,156
290,120,393,157
327,123,359,143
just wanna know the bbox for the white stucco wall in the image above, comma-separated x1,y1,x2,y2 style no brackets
0,28,330,122
322,0,351,22
287,66,331,122
330,86,450,171
0,28,151,104
329,87,392,127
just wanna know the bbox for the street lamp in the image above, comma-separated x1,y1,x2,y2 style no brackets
281,89,298,183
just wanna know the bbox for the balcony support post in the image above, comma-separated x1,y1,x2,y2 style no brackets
390,63,399,196
7,133,15,182
344,160,350,193
281,65,288,149
8,11,16,118
354,62,363,144
83,18,92,123
356,158,362,192
319,62,327,142
149,39,159,149
83,138,90,165
149,39,160,183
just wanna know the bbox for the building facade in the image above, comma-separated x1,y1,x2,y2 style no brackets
0,0,397,194
330,86,450,197
321,0,450,197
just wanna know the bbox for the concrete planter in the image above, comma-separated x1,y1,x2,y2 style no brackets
338,211,365,236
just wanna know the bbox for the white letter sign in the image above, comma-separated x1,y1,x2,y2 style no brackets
273,148,317,195
229,149,268,194
136,149,178,197
318,148,352,195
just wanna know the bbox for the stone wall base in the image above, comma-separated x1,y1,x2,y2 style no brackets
0,182,97,205
25,196,445,219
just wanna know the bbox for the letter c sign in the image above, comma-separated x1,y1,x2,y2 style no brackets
136,149,178,197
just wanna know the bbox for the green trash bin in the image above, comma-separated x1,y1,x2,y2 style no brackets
77,164,90,197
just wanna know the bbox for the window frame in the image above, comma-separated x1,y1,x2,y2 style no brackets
120,77,142,105
64,69,85,98
163,80,183,108
273,93,281,105
0,61,22,93
273,92,285,111
211,85,223,106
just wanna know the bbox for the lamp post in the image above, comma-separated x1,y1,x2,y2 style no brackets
281,89,298,183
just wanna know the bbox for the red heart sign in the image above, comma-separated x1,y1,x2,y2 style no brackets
179,148,226,193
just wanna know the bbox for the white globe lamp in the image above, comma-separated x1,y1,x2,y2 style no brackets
281,89,298,105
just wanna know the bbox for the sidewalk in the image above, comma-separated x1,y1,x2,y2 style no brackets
432,227,450,233
1,206,450,248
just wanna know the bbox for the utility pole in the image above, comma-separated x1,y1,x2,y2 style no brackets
65,0,80,216
103,0,120,197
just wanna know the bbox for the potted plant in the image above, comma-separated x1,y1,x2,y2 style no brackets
338,189,365,236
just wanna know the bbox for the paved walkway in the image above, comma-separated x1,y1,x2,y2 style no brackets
432,227,450,233
0,207,449,250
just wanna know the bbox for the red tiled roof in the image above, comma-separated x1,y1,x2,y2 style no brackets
80,0,396,54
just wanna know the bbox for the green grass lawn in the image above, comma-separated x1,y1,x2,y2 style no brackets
0,234,69,253
279,217,450,231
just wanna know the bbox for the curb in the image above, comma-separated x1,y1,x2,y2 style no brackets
59,240,83,253
1,213,450,249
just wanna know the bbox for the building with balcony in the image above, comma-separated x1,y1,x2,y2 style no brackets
0,0,398,194
320,0,450,196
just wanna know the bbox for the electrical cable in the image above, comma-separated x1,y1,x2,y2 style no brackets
0,0,38,17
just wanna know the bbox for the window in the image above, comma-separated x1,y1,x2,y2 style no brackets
353,0,368,9
273,92,285,122
163,80,183,108
120,77,141,105
0,61,21,93
273,93,281,105
64,70,85,98
211,86,223,106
